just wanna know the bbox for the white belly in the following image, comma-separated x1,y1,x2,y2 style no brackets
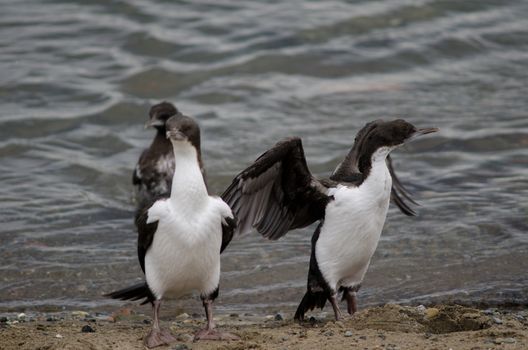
145,199,223,299
316,166,391,291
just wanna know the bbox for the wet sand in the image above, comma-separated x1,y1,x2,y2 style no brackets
1,304,527,350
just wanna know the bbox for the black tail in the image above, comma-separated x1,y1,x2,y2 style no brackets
294,290,328,321
104,282,155,305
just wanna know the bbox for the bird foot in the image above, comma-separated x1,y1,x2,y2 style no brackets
194,328,240,341
144,328,177,348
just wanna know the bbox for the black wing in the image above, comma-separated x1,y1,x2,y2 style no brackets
220,216,236,253
222,137,330,240
386,155,417,216
135,206,158,274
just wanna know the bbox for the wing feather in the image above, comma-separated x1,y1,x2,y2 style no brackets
222,137,329,240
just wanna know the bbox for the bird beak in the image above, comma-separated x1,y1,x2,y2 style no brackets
406,127,439,142
166,129,186,141
144,119,164,129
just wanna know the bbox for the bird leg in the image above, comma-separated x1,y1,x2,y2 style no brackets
344,290,358,315
329,292,343,321
194,298,239,341
144,300,177,348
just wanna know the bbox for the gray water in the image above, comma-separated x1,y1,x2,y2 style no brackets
1,0,528,317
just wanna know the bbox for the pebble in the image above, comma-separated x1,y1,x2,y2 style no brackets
55,334,63,339
483,309,495,315
359,335,367,340
172,344,189,350
416,305,426,313
177,333,193,342
492,317,503,325
324,331,334,337
176,313,189,320
72,311,89,318
281,336,289,342
425,308,439,319
17,313,26,320
81,325,95,333
344,331,353,337
502,338,516,344
274,313,284,321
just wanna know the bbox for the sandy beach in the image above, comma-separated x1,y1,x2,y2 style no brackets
2,304,526,350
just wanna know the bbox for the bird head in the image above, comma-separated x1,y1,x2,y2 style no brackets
165,114,201,149
145,101,179,130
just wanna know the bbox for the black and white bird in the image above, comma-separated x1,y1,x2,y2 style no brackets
222,119,437,321
132,101,206,212
107,114,238,347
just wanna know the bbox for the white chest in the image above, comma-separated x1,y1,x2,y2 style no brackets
316,158,392,291
145,198,224,299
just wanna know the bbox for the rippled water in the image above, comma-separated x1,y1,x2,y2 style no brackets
1,0,528,316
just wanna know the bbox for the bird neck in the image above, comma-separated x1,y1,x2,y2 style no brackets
169,141,208,205
359,147,393,195
151,128,171,148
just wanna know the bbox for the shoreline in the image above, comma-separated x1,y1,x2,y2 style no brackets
1,304,527,349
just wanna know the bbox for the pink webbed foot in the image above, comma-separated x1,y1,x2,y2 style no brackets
144,328,177,348
193,328,240,341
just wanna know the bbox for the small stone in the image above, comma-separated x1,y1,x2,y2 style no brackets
359,335,367,340
36,325,46,331
281,336,289,341
176,313,189,320
229,313,239,318
483,309,494,315
274,313,284,321
172,344,189,350
492,317,503,324
55,334,63,338
425,308,439,319
514,314,525,321
344,331,353,337
81,325,95,333
416,305,426,313
177,333,193,342
17,313,26,320
46,316,56,322
324,331,334,337
502,338,516,344
72,311,89,318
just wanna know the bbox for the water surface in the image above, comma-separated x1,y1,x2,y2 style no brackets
1,0,527,316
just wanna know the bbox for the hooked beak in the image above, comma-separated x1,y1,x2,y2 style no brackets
144,119,165,129
406,127,439,143
166,129,186,141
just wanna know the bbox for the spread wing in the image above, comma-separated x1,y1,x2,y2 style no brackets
386,155,418,216
221,137,330,240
